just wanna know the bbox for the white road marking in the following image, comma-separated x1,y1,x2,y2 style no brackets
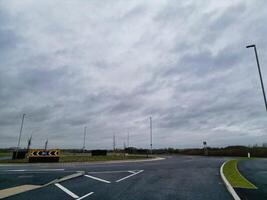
38,169,65,171
128,171,136,174
4,169,64,172
77,192,94,200
84,174,111,183
55,183,79,199
87,170,137,174
18,175,34,178
0,171,66,175
116,170,144,183
5,169,26,172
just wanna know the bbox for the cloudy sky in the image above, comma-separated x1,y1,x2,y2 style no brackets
1,0,267,149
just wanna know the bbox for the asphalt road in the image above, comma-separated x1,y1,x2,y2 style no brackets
0,155,232,200
236,159,267,200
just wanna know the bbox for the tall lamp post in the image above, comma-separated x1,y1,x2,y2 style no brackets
150,116,153,155
246,44,267,111
15,113,26,158
83,126,87,152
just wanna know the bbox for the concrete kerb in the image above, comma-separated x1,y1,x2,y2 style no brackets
220,161,241,200
0,171,85,199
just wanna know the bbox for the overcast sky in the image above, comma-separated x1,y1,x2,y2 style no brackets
1,0,267,149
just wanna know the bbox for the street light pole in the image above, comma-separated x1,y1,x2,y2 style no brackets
44,139,48,150
150,116,152,155
127,131,130,148
15,113,26,158
83,126,87,152
113,133,116,152
246,44,267,111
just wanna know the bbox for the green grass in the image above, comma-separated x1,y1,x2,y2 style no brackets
0,158,28,163
0,152,12,157
59,154,150,162
223,159,257,189
0,153,151,163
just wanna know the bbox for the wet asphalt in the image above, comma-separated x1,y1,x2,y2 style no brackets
236,159,267,200
0,155,232,200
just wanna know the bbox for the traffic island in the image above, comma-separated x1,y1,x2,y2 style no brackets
221,159,257,200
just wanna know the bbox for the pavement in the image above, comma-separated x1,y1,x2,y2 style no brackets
236,159,267,200
0,155,232,200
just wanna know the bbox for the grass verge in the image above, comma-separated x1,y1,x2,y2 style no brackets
60,154,150,162
0,154,151,163
223,159,257,189
0,152,12,158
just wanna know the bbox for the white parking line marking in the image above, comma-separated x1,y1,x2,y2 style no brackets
55,183,79,199
128,171,136,174
116,170,144,183
84,174,111,183
77,192,94,200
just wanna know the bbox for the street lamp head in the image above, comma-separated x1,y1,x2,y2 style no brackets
246,44,256,48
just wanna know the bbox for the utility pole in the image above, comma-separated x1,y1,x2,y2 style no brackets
246,44,267,111
83,126,87,152
150,116,153,155
44,139,48,150
15,113,26,158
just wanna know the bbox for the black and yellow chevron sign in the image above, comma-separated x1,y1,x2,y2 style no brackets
29,149,60,157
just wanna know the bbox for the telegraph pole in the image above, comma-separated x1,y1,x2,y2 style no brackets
83,126,87,152
15,113,26,158
150,116,153,155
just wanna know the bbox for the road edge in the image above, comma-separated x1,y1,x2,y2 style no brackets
220,161,241,200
